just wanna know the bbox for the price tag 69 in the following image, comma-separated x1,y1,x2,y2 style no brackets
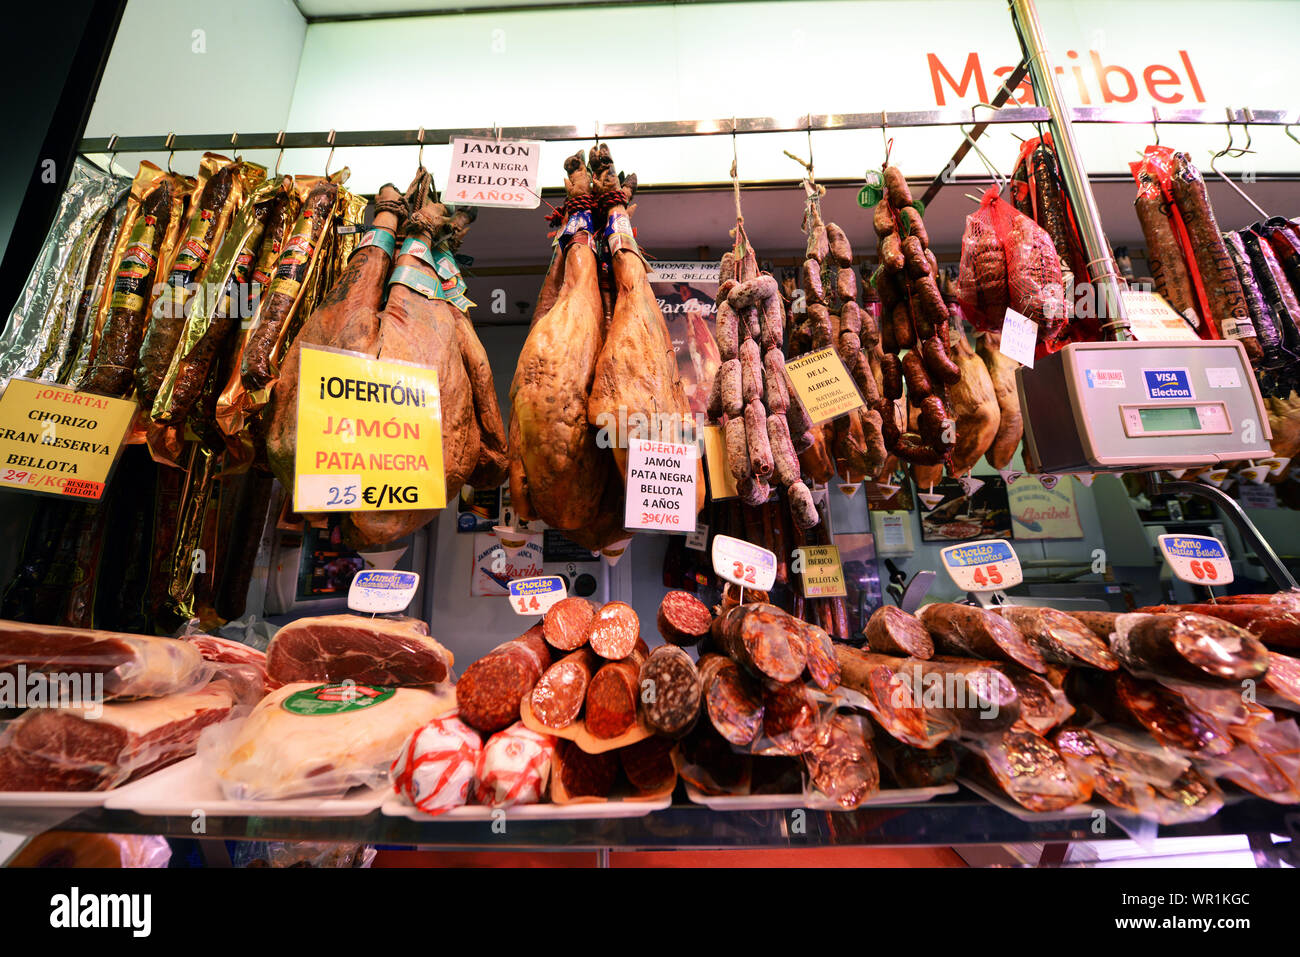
940,539,1023,592
1158,534,1234,585
507,575,567,616
711,534,777,591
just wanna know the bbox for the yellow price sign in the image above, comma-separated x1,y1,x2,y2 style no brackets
0,380,136,500
294,346,445,512
784,348,864,424
799,544,847,598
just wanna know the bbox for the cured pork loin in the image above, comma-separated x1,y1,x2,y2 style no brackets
265,614,453,686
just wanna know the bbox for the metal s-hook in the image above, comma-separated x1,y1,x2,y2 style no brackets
806,112,814,176
1209,107,1268,220
960,122,1005,192
230,130,239,158
105,134,119,174
1287,122,1300,149
164,132,176,174
324,129,336,177
1150,105,1160,146
273,131,286,177
881,110,892,166
416,126,425,168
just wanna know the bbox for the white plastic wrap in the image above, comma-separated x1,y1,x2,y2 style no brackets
472,721,555,808
389,712,482,816
203,680,454,801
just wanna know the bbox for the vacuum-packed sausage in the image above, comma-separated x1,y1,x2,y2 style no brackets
919,603,1047,673
699,653,764,745
639,644,702,737
456,626,552,733
865,605,934,658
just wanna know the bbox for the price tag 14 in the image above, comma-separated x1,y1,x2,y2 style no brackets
1158,534,1234,586
940,539,1023,592
507,575,567,616
712,534,777,592
348,570,420,614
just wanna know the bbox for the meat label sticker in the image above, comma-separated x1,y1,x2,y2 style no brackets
1205,366,1242,389
712,533,777,591
783,348,865,424
294,346,445,513
997,309,1037,368
1158,534,1234,585
1119,289,1200,342
282,683,396,715
624,436,699,532
0,379,136,501
507,575,567,616
797,545,847,598
940,539,1023,592
348,569,420,614
1084,369,1125,389
702,425,738,499
446,136,542,209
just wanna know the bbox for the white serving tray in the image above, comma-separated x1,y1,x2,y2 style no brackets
958,776,1096,822
684,782,958,811
103,757,387,818
0,789,115,810
380,791,671,822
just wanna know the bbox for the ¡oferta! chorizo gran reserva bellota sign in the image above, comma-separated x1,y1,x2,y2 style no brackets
294,345,445,512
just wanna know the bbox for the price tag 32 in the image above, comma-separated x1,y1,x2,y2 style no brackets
712,534,777,591
940,539,1023,592
1158,534,1234,585
508,575,567,616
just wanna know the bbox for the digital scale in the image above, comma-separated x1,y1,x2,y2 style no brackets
1017,341,1272,473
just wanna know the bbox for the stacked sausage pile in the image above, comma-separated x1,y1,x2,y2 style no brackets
838,598,1300,818
708,221,819,528
788,193,887,485
871,167,959,469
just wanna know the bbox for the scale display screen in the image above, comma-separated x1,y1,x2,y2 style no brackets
1138,405,1201,432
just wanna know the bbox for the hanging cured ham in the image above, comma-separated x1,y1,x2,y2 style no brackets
587,144,704,516
509,150,611,531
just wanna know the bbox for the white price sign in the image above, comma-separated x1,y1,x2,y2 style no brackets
623,436,699,532
348,570,420,614
1157,534,1234,585
507,575,567,616
711,534,777,591
446,136,542,209
940,539,1023,592
998,309,1038,368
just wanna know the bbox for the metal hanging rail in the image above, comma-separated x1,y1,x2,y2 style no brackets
77,107,1300,156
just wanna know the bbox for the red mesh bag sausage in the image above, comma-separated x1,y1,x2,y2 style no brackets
455,627,551,733
543,597,597,651
657,591,712,646
585,601,640,660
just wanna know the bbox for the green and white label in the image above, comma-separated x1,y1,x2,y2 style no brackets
281,683,396,716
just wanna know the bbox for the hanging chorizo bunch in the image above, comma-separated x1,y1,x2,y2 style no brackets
708,218,819,529
870,166,958,467
799,190,887,484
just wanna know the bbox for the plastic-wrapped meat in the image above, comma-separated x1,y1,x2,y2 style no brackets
716,603,808,683
918,603,1047,673
1210,708,1300,803
474,721,556,807
991,662,1073,734
265,615,453,687
1263,651,1300,710
0,682,235,791
1112,673,1235,758
963,727,1092,812
679,724,753,796
791,618,840,690
759,681,824,756
0,620,211,701
994,606,1117,670
184,633,269,704
1061,610,1120,642
874,733,957,788
699,653,764,746
897,656,1021,733
1053,724,1223,824
865,605,933,659
834,645,958,748
1111,613,1269,683
803,712,879,808
389,714,482,816
1134,603,1300,651
1224,230,1280,355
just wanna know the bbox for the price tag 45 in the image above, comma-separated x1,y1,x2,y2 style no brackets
712,534,777,592
1158,534,1234,586
940,539,1023,593
508,575,567,616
